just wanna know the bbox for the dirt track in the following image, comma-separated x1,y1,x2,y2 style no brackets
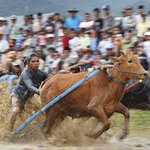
0,82,150,150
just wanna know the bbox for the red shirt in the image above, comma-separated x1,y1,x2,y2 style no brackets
62,37,71,50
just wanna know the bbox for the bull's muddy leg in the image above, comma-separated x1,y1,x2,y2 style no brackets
42,109,58,138
115,103,130,140
87,102,111,138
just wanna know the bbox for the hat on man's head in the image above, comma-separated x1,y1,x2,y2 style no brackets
138,5,144,9
102,5,110,10
35,46,42,51
46,34,55,38
10,15,17,20
68,8,79,13
29,14,34,19
37,12,42,16
126,6,133,10
106,43,114,49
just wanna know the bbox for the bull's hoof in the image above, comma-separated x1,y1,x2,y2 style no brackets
119,130,128,140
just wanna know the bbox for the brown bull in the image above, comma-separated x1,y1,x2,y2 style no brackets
40,51,148,139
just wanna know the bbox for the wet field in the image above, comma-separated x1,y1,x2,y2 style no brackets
0,82,150,150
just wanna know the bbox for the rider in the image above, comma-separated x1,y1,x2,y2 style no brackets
10,53,49,131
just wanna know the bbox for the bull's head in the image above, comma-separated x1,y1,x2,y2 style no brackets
109,50,149,80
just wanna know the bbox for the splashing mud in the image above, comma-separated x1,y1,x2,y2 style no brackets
0,82,150,150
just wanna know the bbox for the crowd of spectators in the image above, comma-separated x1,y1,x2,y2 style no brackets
0,5,150,94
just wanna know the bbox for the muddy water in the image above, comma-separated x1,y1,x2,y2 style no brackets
0,82,150,150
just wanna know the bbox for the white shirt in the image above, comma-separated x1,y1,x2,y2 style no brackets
97,38,112,57
79,21,94,29
136,15,143,24
69,37,80,57
0,39,9,62
143,41,150,61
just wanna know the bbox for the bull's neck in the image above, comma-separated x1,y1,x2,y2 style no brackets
109,67,129,86
108,68,129,104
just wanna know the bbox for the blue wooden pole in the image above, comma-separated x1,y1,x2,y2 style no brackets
10,69,100,140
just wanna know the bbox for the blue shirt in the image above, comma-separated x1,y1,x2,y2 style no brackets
14,67,49,101
64,16,82,31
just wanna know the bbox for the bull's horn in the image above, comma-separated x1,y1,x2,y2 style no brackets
120,50,126,55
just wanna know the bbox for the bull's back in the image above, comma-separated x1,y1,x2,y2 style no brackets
40,72,94,104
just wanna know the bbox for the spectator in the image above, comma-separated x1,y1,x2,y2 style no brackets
102,5,114,31
122,7,136,33
79,13,94,31
9,15,19,42
44,47,56,74
2,19,9,41
15,28,25,48
143,32,150,69
37,30,47,48
97,31,112,58
0,51,23,94
32,13,44,33
45,15,55,34
0,30,10,62
35,46,45,70
17,29,33,58
123,29,137,50
136,5,145,24
68,29,80,64
61,28,71,53
64,8,82,31
46,34,56,54
53,13,62,42
79,29,90,50
136,14,149,38
93,8,103,43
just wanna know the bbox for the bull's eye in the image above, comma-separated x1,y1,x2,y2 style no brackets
128,59,133,64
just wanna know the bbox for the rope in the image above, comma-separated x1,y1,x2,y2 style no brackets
113,67,145,76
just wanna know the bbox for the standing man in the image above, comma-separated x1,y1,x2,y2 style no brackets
102,5,114,31
64,8,82,32
93,8,103,44
10,53,49,131
0,30,10,62
136,5,145,24
9,15,19,42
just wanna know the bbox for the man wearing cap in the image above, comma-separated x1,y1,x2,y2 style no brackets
102,5,114,31
79,13,94,31
122,7,136,33
93,8,103,43
46,34,56,54
136,5,145,24
64,8,82,31
32,13,44,33
9,15,19,41
97,31,112,58
17,29,33,58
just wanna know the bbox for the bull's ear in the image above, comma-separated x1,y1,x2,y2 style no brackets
108,56,120,62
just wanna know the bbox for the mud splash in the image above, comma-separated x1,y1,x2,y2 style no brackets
0,82,150,150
